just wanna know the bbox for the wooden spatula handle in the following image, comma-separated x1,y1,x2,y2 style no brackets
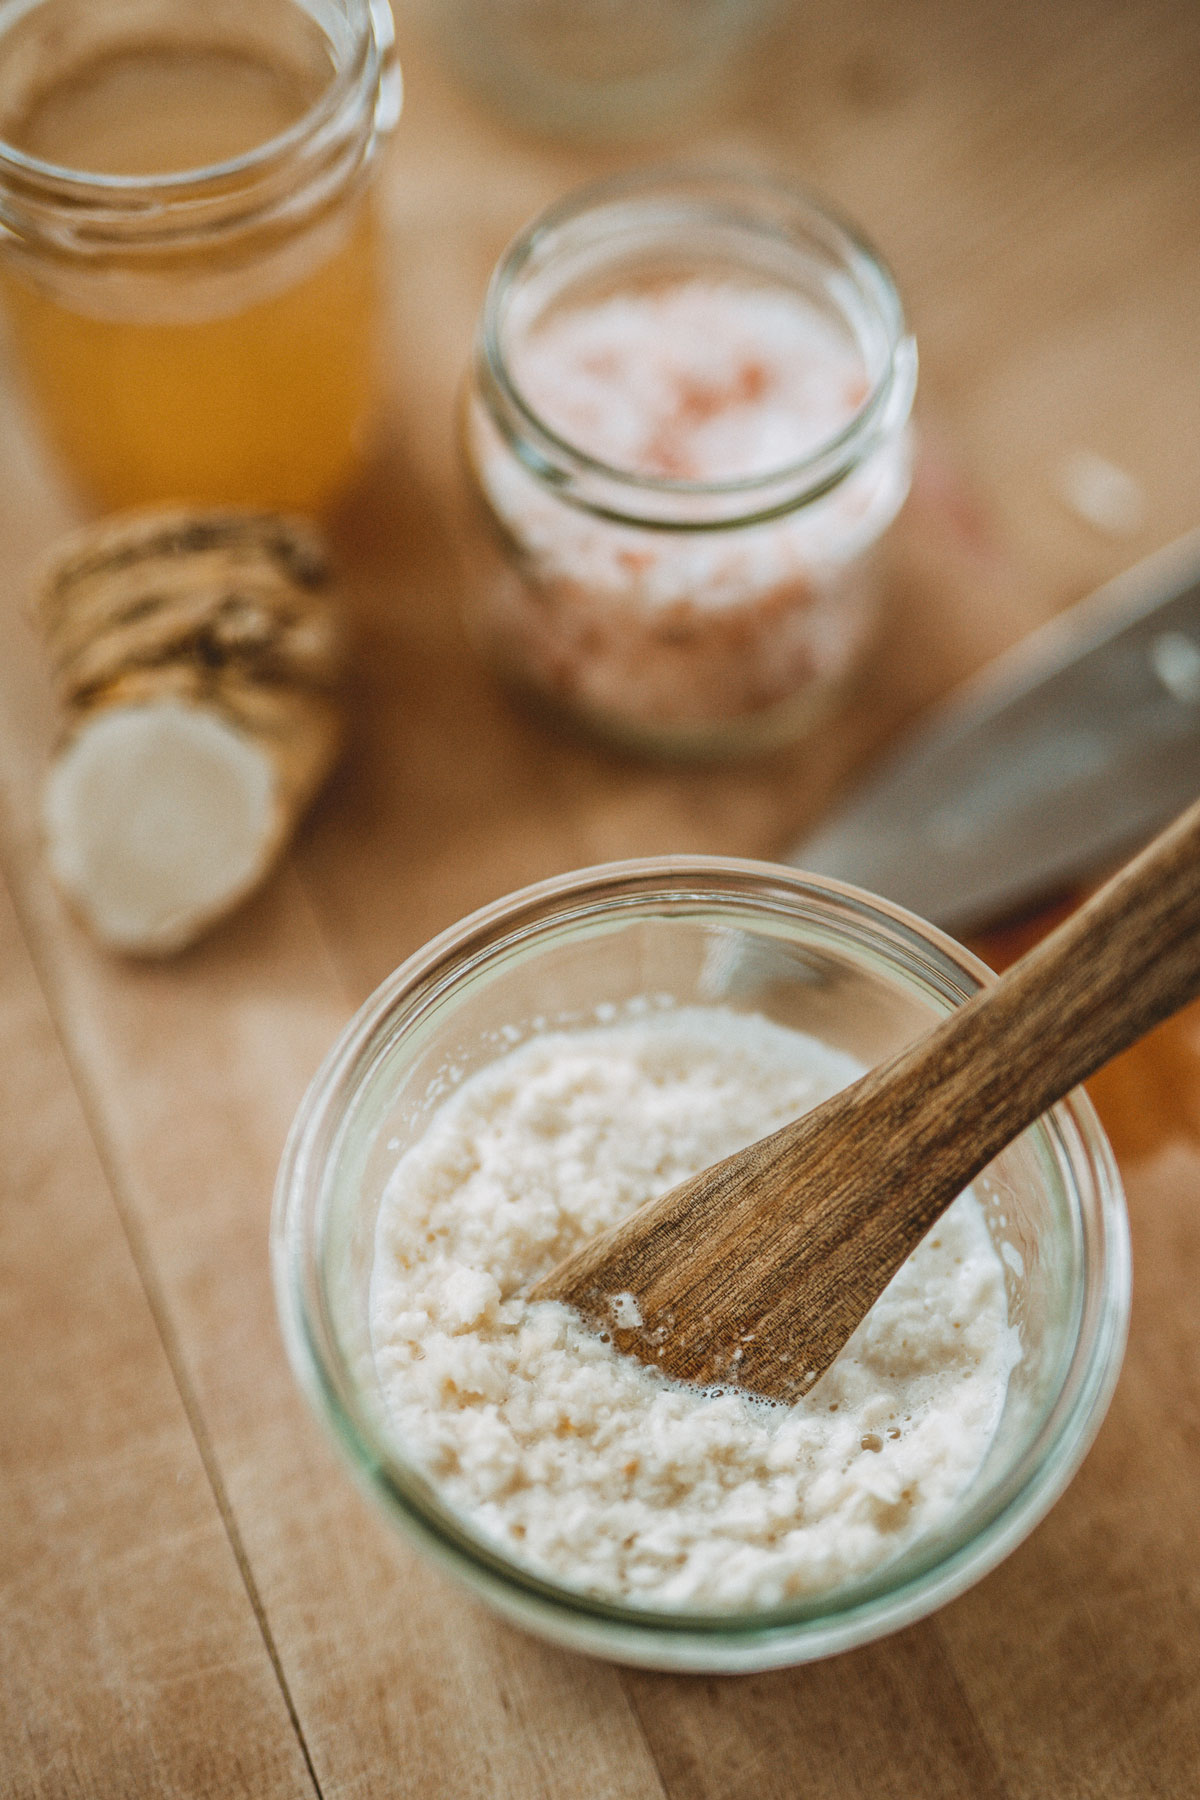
701,790,1200,1372
532,797,1200,1402
873,790,1200,1191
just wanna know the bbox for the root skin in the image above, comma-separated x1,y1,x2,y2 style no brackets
37,507,344,955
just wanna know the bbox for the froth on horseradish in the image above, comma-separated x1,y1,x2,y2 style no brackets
369,1007,1018,1612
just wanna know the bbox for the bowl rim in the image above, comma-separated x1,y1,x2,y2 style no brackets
272,854,1130,1666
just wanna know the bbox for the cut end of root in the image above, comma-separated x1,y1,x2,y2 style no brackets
35,504,342,956
44,702,280,955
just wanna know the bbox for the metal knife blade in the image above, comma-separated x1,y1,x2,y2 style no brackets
790,528,1200,933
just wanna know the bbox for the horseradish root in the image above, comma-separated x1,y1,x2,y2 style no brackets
37,507,343,955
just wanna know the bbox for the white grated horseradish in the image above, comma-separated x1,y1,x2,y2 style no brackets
369,1007,1018,1611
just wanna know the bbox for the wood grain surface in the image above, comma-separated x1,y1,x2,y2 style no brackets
2,2,1200,1796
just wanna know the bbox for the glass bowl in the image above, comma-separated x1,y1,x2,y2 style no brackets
271,857,1130,1671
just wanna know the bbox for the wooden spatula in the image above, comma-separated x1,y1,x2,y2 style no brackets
531,796,1200,1403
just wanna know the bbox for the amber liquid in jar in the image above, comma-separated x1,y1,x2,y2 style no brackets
1,32,380,512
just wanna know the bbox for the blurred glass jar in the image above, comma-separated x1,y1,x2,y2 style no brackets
413,0,776,141
460,170,918,760
0,0,400,513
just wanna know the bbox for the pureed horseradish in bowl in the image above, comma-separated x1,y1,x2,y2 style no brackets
459,172,917,758
273,860,1130,1670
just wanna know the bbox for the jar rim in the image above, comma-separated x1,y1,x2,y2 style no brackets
272,855,1130,1668
0,0,399,229
475,168,919,527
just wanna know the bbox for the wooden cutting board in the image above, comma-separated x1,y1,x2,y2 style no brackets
2,3,1199,1795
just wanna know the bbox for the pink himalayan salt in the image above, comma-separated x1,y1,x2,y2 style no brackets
468,281,911,745
515,283,869,483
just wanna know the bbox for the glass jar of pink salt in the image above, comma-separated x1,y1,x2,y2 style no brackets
460,170,918,758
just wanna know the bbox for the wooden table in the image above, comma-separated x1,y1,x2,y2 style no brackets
3,3,1200,1794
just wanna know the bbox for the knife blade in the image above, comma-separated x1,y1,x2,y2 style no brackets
789,528,1200,933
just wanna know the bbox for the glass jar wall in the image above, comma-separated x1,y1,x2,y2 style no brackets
460,171,918,759
0,0,400,512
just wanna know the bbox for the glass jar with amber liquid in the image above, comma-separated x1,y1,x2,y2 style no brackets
0,0,399,512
